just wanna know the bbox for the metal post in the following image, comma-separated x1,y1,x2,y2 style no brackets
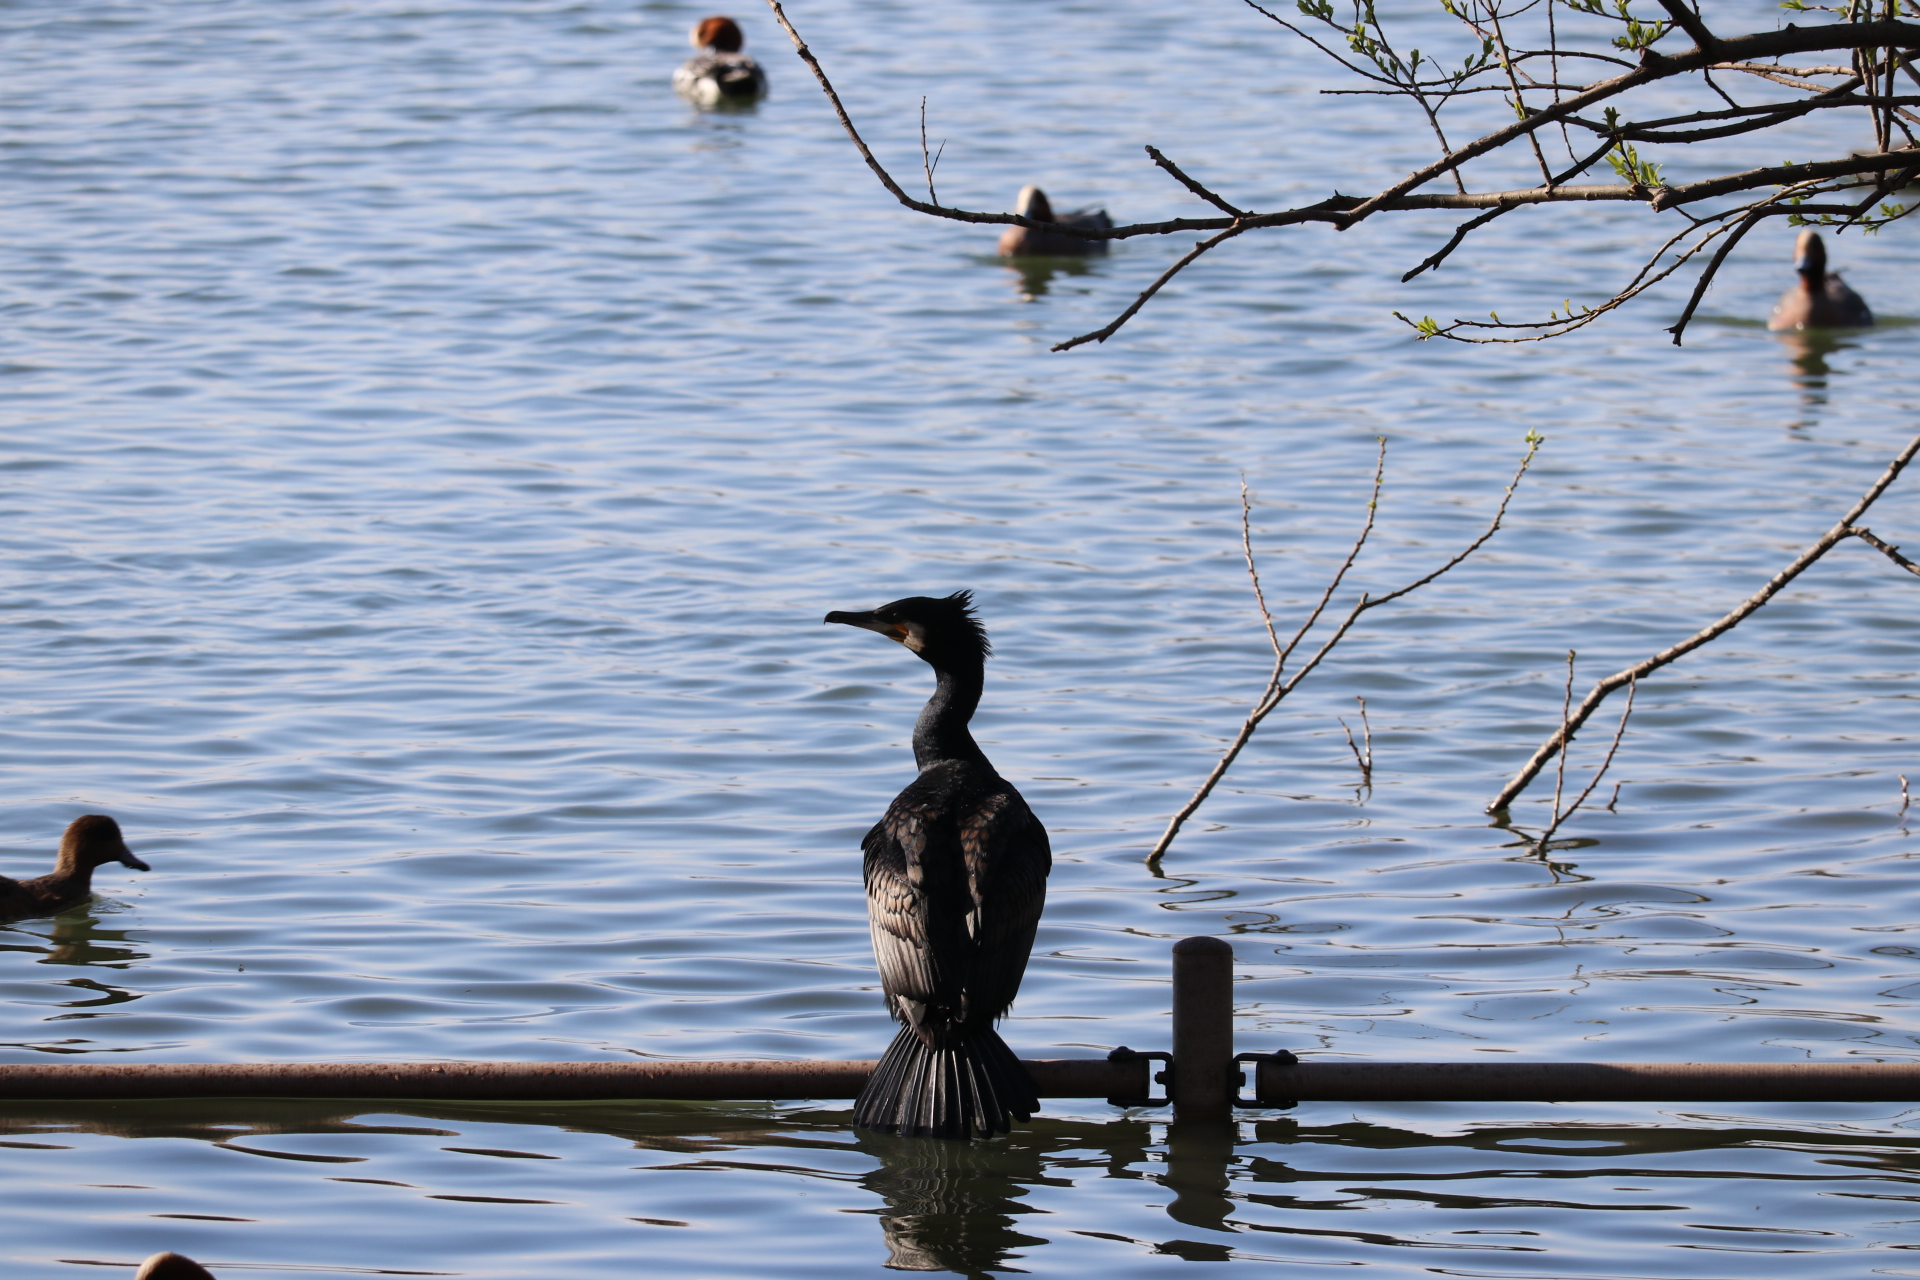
1170,935,1234,1121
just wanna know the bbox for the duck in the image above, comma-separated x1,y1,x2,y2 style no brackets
135,1252,216,1280
996,186,1112,257
0,814,148,920
1768,229,1873,330
672,16,767,105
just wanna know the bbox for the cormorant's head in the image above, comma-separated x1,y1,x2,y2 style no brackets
692,15,745,52
59,814,149,873
1014,185,1054,223
1794,229,1827,281
825,591,991,668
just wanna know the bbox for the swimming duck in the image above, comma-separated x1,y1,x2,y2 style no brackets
996,186,1112,257
1768,229,1872,330
672,16,767,105
0,814,148,920
135,1252,215,1280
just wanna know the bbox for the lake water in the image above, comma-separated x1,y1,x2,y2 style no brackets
1,1,1917,1276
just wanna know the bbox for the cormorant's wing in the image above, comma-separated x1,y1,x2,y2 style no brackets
956,789,1050,1019
863,772,1052,1027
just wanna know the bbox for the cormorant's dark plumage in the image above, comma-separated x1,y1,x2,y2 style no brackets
824,591,1050,1140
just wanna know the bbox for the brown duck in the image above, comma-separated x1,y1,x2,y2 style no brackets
1768,229,1873,330
997,186,1111,257
0,814,148,920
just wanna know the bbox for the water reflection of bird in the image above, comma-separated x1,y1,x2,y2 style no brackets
859,1131,1049,1271
0,815,148,920
137,1253,216,1280
672,16,767,105
1768,230,1872,330
997,186,1111,257
824,592,1050,1140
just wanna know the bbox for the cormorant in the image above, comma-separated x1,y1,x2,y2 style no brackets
824,591,1051,1140
1768,229,1872,330
997,186,1112,257
673,16,768,106
0,815,147,920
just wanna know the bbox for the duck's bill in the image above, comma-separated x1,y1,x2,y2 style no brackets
823,609,893,634
118,848,151,872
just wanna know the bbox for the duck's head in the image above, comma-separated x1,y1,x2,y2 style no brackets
1014,185,1055,223
692,16,745,52
61,814,148,873
1794,229,1828,282
825,590,991,670
136,1253,216,1280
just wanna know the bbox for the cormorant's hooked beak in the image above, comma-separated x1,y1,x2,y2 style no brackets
117,843,151,872
825,609,905,641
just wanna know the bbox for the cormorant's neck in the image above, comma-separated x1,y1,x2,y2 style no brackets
913,657,989,771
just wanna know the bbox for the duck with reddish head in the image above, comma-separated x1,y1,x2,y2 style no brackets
673,16,767,105
0,815,149,921
1768,229,1872,330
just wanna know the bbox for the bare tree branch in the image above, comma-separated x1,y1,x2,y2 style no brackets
1149,432,1540,866
1533,674,1637,851
1339,695,1375,789
768,0,1920,348
1488,432,1920,814
1653,0,1719,53
1849,524,1920,578
1145,145,1247,216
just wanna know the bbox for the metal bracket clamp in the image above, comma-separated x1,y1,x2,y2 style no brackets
1235,1049,1299,1108
1105,1046,1173,1107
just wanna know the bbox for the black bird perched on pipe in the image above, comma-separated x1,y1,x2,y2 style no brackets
824,591,1050,1139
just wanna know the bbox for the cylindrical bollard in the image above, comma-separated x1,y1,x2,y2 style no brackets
1170,936,1235,1121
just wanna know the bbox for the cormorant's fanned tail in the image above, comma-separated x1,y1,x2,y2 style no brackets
855,1023,1038,1140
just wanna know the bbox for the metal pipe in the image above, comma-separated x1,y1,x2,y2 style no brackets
0,1057,1146,1103
1257,1059,1920,1103
1170,935,1235,1120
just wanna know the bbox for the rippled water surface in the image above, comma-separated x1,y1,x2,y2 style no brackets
1,0,1917,1275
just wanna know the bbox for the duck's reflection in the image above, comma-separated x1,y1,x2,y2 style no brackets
1,909,147,969
1001,256,1097,301
1774,326,1858,399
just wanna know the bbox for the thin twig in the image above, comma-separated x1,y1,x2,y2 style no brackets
1054,222,1250,352
918,97,944,206
1535,675,1637,850
1338,696,1375,786
1667,205,1770,344
1849,524,1920,578
1148,432,1540,866
1548,651,1575,829
1488,432,1920,813
1146,146,1247,216
1606,781,1622,811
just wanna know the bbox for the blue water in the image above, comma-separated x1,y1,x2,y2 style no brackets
0,0,1916,1275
